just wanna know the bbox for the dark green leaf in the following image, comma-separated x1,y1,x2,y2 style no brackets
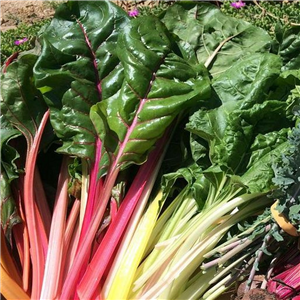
0,172,21,244
34,0,130,159
91,16,211,176
161,2,272,78
1,54,48,147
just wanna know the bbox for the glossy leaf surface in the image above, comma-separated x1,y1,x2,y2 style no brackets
34,0,130,159
90,16,211,175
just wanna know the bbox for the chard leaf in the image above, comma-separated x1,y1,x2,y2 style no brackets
186,51,289,173
1,54,48,147
0,172,21,244
187,99,290,174
242,140,288,193
91,16,210,176
274,24,300,71
247,128,289,167
160,2,272,78
272,122,300,229
0,117,22,244
34,0,130,159
212,53,282,108
0,115,21,181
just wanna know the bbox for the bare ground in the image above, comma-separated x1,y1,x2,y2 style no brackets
0,0,57,31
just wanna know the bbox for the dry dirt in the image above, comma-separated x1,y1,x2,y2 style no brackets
0,0,57,32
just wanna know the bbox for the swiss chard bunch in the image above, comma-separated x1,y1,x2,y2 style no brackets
1,1,210,299
1,1,300,300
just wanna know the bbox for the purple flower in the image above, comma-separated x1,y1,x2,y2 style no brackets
230,1,246,9
14,37,29,46
128,8,139,17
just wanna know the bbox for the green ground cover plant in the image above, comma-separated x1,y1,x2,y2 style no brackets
1,1,300,300
1,20,50,64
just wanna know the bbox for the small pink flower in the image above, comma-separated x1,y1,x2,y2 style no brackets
128,8,139,17
230,1,246,9
14,37,28,46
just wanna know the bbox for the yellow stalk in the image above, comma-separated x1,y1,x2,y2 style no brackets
0,265,30,300
106,190,162,300
1,229,22,287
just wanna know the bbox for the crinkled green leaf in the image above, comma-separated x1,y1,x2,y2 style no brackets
186,52,289,174
272,122,300,229
242,140,288,193
1,53,48,147
247,128,289,168
160,2,272,78
34,0,130,159
0,172,21,244
212,53,282,108
91,16,211,176
0,115,22,242
187,99,290,174
274,24,300,71
0,115,22,181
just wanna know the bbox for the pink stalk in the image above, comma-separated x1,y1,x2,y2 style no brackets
268,262,300,298
77,134,168,299
65,199,81,250
110,198,118,222
23,109,50,298
34,200,49,257
59,168,120,299
34,167,52,236
60,96,168,299
77,138,103,246
40,156,70,299
62,220,81,281
12,183,30,291
58,198,81,293
77,178,147,298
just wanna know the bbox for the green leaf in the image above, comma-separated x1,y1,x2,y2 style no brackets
1,53,48,147
0,115,22,181
160,2,272,78
274,24,300,71
91,16,211,176
0,116,22,241
34,0,130,159
242,140,288,193
247,128,289,168
0,172,21,244
212,53,282,108
186,52,289,173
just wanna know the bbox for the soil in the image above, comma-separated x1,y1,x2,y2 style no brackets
0,1,57,32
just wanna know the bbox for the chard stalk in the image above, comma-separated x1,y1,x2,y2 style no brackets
77,132,169,299
134,193,262,292
23,109,50,298
59,167,119,299
40,156,70,300
0,265,30,300
1,228,22,287
78,138,103,243
105,190,163,300
12,185,30,291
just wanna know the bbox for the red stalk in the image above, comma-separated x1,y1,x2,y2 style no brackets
60,97,169,299
65,199,81,251
23,109,50,298
268,260,300,299
77,135,167,299
59,168,119,299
